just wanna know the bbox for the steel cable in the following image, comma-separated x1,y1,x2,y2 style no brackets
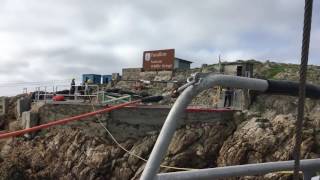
293,0,313,179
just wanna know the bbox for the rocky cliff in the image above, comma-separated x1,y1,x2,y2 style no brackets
0,60,320,180
0,119,236,179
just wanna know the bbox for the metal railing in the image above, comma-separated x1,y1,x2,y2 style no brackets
156,159,320,180
33,84,100,103
100,94,132,105
32,85,133,105
140,73,320,180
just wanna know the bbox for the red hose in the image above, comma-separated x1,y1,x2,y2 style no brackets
0,100,141,139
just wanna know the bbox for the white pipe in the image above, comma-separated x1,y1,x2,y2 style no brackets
140,74,269,180
156,158,320,180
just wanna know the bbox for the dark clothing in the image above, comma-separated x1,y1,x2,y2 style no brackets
225,89,233,96
224,95,232,107
70,80,75,94
224,89,233,107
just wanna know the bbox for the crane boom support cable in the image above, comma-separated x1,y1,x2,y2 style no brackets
293,0,313,179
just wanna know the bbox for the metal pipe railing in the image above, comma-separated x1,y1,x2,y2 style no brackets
155,158,320,180
140,74,269,180
140,73,320,180
33,84,100,102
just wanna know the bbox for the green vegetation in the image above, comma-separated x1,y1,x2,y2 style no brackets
261,64,286,79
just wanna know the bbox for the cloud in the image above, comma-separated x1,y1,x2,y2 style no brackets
0,0,319,95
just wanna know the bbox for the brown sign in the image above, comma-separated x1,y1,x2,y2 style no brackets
143,49,175,71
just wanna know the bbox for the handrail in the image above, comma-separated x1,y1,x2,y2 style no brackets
33,84,100,102
156,158,320,180
140,73,320,180
140,74,269,180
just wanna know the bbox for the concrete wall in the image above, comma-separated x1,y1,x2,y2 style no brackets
0,97,8,115
222,64,254,77
153,71,172,81
111,106,233,126
16,97,31,120
36,103,235,141
139,71,157,81
219,89,246,110
21,111,39,138
38,103,105,123
121,70,173,82
223,65,238,76
175,59,191,70
122,68,142,80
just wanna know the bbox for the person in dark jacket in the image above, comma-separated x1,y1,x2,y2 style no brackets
70,78,76,95
224,87,233,107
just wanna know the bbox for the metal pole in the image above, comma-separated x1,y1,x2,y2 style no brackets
44,86,47,103
155,159,320,180
293,0,313,179
140,74,269,180
103,90,105,103
75,86,78,101
303,170,317,180
37,87,40,101
140,86,197,180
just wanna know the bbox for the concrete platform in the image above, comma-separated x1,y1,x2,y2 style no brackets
34,103,236,140
111,105,235,126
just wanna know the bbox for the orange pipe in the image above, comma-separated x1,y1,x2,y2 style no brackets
0,100,141,139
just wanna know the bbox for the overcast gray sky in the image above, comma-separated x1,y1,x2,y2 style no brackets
0,0,319,96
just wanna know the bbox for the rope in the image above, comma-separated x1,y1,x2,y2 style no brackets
87,95,196,171
293,0,313,179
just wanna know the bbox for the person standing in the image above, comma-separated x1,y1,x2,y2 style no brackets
84,79,89,95
70,78,75,95
224,87,233,107
83,79,89,102
84,79,93,102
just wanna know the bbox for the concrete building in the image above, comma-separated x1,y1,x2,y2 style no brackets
220,61,254,77
82,74,102,84
217,61,254,110
102,75,112,84
173,58,192,70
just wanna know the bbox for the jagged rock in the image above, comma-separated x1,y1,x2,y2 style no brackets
217,114,320,179
0,160,28,180
0,120,236,179
161,122,236,172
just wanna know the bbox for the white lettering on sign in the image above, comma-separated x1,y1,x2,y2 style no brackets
151,52,167,58
150,60,163,64
145,53,151,61
150,64,172,69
